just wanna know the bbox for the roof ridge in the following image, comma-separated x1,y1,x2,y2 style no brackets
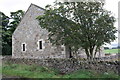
31,3,45,10
12,3,45,36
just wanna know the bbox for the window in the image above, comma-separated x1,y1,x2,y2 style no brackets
23,44,25,51
22,43,26,52
38,39,45,50
39,41,42,49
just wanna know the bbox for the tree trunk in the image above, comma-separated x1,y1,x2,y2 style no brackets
65,45,73,58
94,47,98,58
69,46,73,58
85,48,94,61
85,48,90,60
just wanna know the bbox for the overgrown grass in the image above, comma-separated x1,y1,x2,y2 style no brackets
2,63,59,78
104,49,120,54
2,62,120,78
0,65,2,74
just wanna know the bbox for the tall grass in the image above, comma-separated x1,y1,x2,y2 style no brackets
2,62,120,78
2,63,59,78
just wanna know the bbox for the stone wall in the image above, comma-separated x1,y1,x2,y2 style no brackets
12,3,105,59
2,56,120,74
12,4,66,59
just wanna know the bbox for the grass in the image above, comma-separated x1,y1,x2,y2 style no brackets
104,49,120,54
2,63,59,78
2,62,120,78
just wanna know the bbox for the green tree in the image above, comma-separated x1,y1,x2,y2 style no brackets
0,11,10,55
0,10,24,55
9,10,24,33
37,2,117,60
7,10,24,47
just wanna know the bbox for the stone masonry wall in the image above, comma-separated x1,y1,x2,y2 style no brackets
12,4,66,59
2,56,120,74
12,4,105,59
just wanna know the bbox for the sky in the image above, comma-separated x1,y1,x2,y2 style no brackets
0,0,120,48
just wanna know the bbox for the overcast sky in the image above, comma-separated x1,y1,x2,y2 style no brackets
0,0,120,47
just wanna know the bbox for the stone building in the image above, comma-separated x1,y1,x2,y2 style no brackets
12,4,104,59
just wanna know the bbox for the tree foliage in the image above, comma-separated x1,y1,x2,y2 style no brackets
0,10,24,55
37,2,117,59
0,12,10,55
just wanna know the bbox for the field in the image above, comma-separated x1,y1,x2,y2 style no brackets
104,49,120,54
1,62,119,78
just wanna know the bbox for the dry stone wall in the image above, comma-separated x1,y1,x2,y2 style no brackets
2,56,120,74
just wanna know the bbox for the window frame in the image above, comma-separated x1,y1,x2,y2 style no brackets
21,42,27,52
37,39,45,51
